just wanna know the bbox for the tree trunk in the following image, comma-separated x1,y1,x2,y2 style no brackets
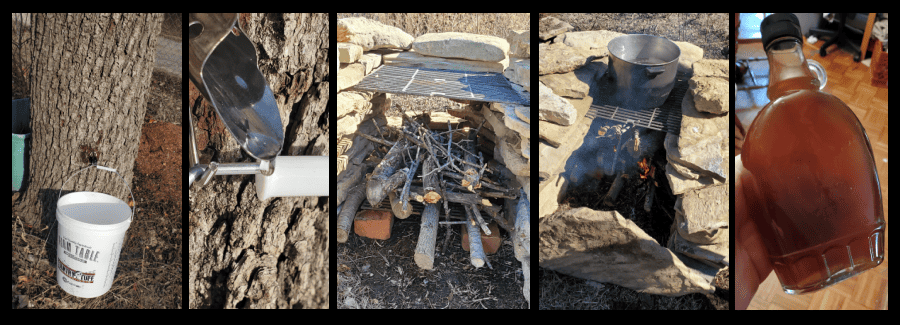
188,13,330,309
15,13,162,227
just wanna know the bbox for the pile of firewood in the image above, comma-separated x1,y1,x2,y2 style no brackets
337,113,521,270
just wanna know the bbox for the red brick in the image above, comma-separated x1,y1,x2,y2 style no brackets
354,210,393,240
461,221,501,255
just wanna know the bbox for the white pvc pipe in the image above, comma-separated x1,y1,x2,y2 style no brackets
255,156,329,200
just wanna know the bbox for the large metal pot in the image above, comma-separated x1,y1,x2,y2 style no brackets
607,34,681,109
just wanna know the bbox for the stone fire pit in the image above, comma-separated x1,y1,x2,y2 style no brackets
538,16,728,298
337,15,531,308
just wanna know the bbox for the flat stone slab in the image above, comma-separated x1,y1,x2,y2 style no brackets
537,61,603,147
674,91,729,181
412,32,509,62
540,207,717,296
539,16,573,41
689,59,729,114
538,82,577,126
382,51,507,73
337,17,413,51
557,30,624,59
539,42,596,75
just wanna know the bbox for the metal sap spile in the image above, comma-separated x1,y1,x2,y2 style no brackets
188,13,284,161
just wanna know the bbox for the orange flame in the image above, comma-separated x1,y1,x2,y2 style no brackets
638,157,655,179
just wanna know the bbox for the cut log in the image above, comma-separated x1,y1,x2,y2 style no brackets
644,182,655,213
337,184,366,243
399,149,425,212
443,171,507,192
356,131,394,147
366,138,407,207
521,255,530,309
514,189,530,262
468,203,491,235
423,188,442,203
603,173,628,206
383,167,410,198
460,124,483,191
389,190,412,219
414,204,439,270
464,205,485,268
408,186,484,206
415,150,441,270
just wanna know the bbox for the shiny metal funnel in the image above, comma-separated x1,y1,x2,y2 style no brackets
188,13,284,161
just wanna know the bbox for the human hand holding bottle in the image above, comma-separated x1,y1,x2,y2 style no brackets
735,155,772,310
741,13,885,298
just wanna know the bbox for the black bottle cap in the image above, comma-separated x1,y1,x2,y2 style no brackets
760,13,802,49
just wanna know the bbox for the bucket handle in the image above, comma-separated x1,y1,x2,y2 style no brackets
645,66,666,79
58,164,136,222
40,164,135,257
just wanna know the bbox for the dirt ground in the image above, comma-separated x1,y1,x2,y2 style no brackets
337,214,528,308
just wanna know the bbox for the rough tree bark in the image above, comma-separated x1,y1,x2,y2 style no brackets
15,13,161,227
188,13,329,309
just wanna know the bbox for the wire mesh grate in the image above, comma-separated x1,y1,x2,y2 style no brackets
351,65,530,106
586,74,688,134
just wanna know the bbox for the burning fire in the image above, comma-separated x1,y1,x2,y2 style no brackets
638,157,655,180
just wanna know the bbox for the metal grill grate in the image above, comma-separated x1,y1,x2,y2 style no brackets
351,65,530,106
586,73,688,134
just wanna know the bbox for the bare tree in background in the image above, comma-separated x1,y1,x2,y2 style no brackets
15,13,162,226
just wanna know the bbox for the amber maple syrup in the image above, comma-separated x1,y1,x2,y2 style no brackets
741,14,885,294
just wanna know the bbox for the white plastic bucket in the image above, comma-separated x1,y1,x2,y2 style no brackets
56,165,134,298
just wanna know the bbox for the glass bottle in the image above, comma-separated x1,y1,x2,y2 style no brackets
741,13,885,294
